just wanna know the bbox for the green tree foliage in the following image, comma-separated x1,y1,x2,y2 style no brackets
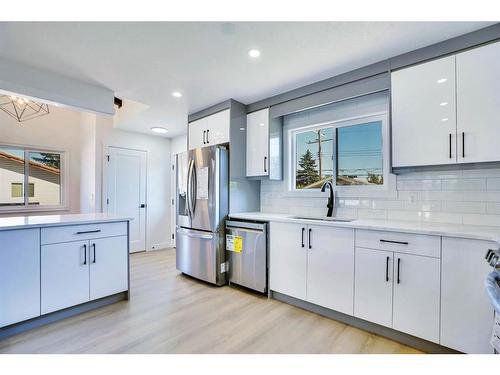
296,149,320,188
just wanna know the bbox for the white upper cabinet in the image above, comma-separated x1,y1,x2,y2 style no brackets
456,41,500,164
391,56,457,167
306,226,354,315
188,109,230,150
246,108,270,177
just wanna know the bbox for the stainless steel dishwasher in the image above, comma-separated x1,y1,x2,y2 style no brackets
225,220,267,293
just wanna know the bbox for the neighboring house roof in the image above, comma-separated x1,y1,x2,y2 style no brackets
0,151,60,184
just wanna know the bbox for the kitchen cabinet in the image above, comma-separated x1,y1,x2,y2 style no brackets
41,240,90,314
441,237,494,353
392,252,440,343
89,236,129,300
0,229,40,327
269,222,307,300
391,55,457,167
456,41,500,164
269,222,355,313
306,225,354,315
354,248,393,328
246,108,269,177
188,109,230,150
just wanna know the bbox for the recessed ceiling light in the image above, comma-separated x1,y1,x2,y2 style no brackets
259,123,265,127
441,118,449,122
437,78,447,84
239,127,245,131
151,127,168,134
248,49,261,58
440,102,448,106
172,91,182,98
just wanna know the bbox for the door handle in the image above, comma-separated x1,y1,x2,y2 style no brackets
308,228,312,249
92,243,96,264
75,230,101,235
386,256,390,282
206,129,209,143
397,258,401,284
380,239,408,245
203,130,206,144
83,244,87,265
264,156,267,173
301,227,305,248
140,204,146,208
462,131,465,158
449,133,452,159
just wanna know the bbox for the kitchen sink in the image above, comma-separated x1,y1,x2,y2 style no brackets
291,216,354,222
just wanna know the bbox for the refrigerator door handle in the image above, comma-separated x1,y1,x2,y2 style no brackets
187,159,194,217
191,161,197,215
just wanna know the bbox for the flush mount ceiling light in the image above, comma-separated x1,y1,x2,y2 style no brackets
172,91,182,98
151,127,168,134
248,49,261,58
0,95,50,122
437,78,448,84
440,102,449,106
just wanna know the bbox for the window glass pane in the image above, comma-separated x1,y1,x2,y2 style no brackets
336,121,383,185
0,147,25,206
28,152,61,206
295,127,333,189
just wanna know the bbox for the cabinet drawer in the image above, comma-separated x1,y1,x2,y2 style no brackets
41,221,128,245
355,229,440,258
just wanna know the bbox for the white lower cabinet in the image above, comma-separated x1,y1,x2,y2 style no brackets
0,229,41,327
90,236,129,300
441,237,494,353
306,225,354,315
269,222,307,300
354,248,393,328
41,240,90,314
392,252,440,343
270,222,355,313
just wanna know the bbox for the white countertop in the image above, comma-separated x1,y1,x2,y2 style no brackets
0,213,132,231
229,212,500,244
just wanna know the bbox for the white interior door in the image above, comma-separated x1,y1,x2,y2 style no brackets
106,147,147,253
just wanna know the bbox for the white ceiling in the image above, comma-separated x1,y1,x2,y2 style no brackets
0,22,493,138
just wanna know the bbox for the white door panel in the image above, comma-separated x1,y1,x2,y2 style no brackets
107,147,146,253
246,108,269,177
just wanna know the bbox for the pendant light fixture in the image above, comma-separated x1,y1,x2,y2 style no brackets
0,94,50,122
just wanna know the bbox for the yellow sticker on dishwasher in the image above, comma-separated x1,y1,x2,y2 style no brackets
226,234,243,253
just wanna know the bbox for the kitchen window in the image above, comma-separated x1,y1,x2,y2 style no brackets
0,145,67,211
290,113,388,191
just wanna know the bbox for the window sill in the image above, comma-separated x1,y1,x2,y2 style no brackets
0,206,70,215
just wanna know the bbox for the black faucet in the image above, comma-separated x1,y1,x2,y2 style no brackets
321,181,335,217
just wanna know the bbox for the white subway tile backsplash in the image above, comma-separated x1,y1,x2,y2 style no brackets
260,165,500,227
441,178,486,191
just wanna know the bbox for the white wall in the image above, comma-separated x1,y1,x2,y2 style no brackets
95,115,173,250
0,105,92,215
170,134,187,156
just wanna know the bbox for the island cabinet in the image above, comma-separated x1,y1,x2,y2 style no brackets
269,222,355,315
41,223,129,314
354,230,441,343
0,229,41,327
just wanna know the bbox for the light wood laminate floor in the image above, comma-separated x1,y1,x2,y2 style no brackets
0,249,422,354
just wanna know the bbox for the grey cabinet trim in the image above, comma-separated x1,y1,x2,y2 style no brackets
188,99,240,123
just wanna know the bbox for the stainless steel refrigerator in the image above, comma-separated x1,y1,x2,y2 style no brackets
176,146,229,286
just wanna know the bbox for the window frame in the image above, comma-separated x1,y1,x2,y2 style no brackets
0,143,69,213
288,112,390,193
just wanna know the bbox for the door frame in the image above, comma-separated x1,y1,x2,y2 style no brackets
102,145,148,252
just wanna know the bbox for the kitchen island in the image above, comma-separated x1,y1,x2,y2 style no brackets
0,213,131,339
230,212,500,354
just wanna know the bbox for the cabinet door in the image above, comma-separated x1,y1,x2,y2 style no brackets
41,240,90,314
246,108,269,177
392,252,440,343
90,236,128,300
306,226,354,315
391,56,457,167
0,229,40,327
354,248,393,327
206,109,230,146
269,222,307,300
456,41,500,164
188,117,208,150
441,237,494,353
